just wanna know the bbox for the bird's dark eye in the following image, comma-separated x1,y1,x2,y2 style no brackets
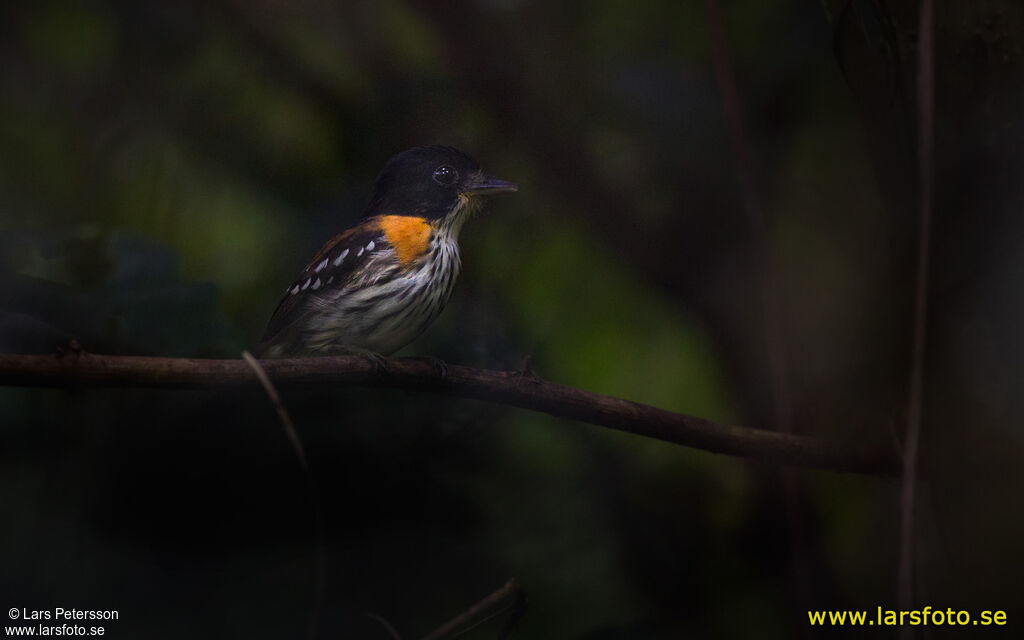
432,165,458,186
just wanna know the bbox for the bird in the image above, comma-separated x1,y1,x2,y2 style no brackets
254,146,517,361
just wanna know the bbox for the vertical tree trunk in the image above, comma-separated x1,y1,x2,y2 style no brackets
830,0,1024,613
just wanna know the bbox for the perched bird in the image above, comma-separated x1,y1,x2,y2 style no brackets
255,146,517,359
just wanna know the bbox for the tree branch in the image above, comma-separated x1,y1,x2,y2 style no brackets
707,6,811,635
0,352,898,476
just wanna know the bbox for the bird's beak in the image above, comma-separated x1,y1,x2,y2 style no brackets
463,173,518,196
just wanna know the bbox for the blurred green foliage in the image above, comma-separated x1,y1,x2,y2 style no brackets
4,0,1021,638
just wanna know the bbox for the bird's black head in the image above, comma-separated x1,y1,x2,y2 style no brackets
364,146,517,223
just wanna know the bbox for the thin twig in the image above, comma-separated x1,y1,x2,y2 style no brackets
898,0,934,627
367,613,404,640
242,351,308,469
705,0,793,430
706,4,809,635
446,603,515,639
498,588,527,640
421,579,519,640
0,352,901,475
241,351,327,640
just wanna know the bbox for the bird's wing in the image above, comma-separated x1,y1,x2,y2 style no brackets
257,218,395,351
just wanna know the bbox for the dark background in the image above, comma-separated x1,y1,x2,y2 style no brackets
1,1,1022,638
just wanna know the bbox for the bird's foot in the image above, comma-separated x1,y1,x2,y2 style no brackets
512,355,541,382
403,355,448,378
362,350,389,374
56,339,85,358
335,347,389,373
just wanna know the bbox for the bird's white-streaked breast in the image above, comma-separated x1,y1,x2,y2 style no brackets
304,226,462,355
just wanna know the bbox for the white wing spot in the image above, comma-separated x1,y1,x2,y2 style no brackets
315,259,328,273
333,249,348,266
366,240,375,252
301,278,312,290
356,246,364,257
290,285,300,295
311,278,322,290
326,276,334,285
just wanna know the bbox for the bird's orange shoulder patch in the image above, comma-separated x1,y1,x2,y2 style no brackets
377,215,431,266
